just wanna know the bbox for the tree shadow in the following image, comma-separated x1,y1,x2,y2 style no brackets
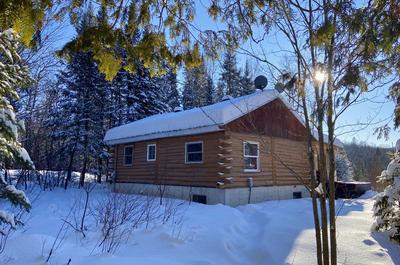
335,199,365,216
371,231,400,264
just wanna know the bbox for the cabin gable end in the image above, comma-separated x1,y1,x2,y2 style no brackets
224,98,308,141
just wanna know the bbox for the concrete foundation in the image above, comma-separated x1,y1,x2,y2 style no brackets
114,183,309,207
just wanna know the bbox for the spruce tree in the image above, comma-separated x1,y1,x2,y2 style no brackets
56,51,109,186
205,74,215,105
217,48,241,98
182,58,208,109
240,60,255,96
0,29,32,227
373,140,400,243
214,82,225,102
156,67,180,111
55,5,109,186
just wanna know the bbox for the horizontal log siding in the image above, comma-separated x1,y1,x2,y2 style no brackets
225,132,310,187
112,98,327,188
221,98,311,188
115,132,224,187
225,99,308,142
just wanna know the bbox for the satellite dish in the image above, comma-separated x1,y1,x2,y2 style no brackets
254,75,268,90
274,82,285,93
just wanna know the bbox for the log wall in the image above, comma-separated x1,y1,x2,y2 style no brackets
114,132,224,188
112,98,320,188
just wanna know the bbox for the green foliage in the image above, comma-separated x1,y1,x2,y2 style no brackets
59,0,201,80
182,56,209,109
0,29,34,169
311,22,336,47
0,0,51,46
0,1,202,80
389,82,400,128
373,151,400,244
344,141,390,183
0,181,31,212
94,52,122,81
0,29,32,229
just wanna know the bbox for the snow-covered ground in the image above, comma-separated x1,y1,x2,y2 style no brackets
1,186,399,265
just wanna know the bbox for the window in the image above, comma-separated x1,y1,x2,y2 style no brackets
293,192,302,199
185,141,203,163
147,144,156,161
243,141,259,172
192,194,207,204
123,145,133,166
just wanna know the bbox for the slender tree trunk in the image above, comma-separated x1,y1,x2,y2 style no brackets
80,154,87,187
97,158,102,183
326,56,337,265
300,81,323,265
80,117,89,187
65,149,75,190
80,189,90,232
327,87,337,265
315,87,330,265
307,5,330,262
4,167,8,182
323,1,338,261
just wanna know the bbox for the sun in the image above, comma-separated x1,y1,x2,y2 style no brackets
314,70,326,83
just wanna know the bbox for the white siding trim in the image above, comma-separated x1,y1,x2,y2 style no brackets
147,144,156,161
243,141,260,172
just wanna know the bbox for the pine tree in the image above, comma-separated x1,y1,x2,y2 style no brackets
239,60,255,96
111,39,172,122
156,67,180,111
217,48,241,98
335,150,354,182
373,140,400,243
0,29,32,227
55,49,109,187
130,64,169,119
214,82,225,102
182,58,208,109
205,74,215,105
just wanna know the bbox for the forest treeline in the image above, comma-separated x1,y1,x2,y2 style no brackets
344,140,392,189
15,10,256,187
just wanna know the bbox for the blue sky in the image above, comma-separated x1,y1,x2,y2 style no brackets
55,1,399,148
192,1,399,147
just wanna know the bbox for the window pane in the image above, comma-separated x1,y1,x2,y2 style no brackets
244,157,258,170
124,155,133,165
148,145,156,160
188,152,202,162
187,143,202,152
124,146,133,165
125,146,133,154
245,143,258,156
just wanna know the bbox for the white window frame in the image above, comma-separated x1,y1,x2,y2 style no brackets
243,141,260,172
147,144,157,161
123,145,134,166
185,141,203,164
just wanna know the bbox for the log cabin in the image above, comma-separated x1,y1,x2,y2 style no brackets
104,89,343,206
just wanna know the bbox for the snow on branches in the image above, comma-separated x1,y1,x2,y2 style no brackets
335,150,355,182
0,29,33,228
373,139,400,243
0,29,33,168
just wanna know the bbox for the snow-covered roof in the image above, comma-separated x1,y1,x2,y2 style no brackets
104,89,283,144
104,89,343,147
